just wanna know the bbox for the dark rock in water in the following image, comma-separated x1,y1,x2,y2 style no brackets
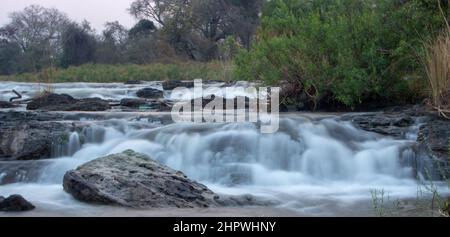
120,98,148,108
162,80,194,91
0,101,17,109
341,112,414,139
120,98,172,112
0,195,35,212
418,118,450,162
27,93,76,110
73,98,111,111
0,111,80,161
63,150,220,208
136,88,164,99
124,80,142,85
152,101,172,112
27,93,111,111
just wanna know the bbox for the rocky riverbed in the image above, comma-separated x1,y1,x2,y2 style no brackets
0,81,449,216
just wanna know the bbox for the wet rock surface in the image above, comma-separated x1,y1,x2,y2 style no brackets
162,80,194,91
0,111,76,161
418,117,450,162
0,195,35,212
0,101,18,109
136,88,164,99
63,150,220,208
343,106,450,171
341,112,415,139
63,150,271,209
120,98,148,108
27,93,111,111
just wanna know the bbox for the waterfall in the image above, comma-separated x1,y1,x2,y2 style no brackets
2,115,447,215
67,132,81,156
38,117,418,188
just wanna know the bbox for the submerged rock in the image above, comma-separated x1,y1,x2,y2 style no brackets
0,101,17,109
63,150,220,208
124,80,142,85
162,80,194,91
120,98,148,108
136,88,164,99
0,195,35,212
27,93,111,111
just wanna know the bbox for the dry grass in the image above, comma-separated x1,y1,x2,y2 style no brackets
0,61,236,83
424,29,450,119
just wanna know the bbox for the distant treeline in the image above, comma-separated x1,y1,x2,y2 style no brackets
0,0,262,75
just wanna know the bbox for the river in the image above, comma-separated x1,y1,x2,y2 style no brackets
0,82,448,216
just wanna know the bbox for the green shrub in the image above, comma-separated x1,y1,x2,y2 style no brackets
235,0,447,109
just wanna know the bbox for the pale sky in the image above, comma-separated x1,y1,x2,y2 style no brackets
0,0,137,32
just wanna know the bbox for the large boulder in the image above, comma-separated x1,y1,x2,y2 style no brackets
0,195,35,212
162,80,194,91
63,150,220,208
27,93,111,111
136,88,164,99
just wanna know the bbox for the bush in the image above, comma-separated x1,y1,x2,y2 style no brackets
235,0,448,109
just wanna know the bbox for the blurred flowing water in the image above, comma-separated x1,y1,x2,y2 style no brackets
0,82,447,216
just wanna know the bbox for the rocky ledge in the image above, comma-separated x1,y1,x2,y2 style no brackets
342,105,450,174
0,111,78,161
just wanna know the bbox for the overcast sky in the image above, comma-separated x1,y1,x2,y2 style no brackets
0,0,136,32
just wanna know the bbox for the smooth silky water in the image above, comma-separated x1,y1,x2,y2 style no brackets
0,82,447,216
1,114,445,216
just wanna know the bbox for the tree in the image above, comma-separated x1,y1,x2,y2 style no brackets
129,19,157,38
60,23,96,68
128,0,263,60
96,21,129,64
2,5,70,72
129,0,189,26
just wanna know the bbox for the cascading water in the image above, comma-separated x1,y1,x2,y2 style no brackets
67,133,81,156
0,114,445,216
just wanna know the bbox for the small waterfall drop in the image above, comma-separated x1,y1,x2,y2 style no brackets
67,132,81,156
